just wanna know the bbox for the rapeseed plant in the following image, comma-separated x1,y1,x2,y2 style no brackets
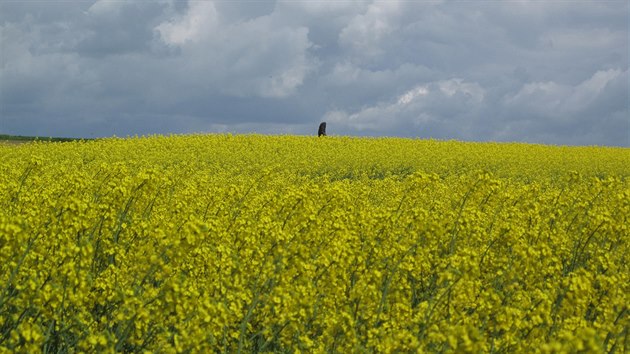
0,134,628,352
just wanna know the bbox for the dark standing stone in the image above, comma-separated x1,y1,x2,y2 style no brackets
318,122,327,137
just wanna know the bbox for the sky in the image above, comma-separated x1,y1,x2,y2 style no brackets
1,0,628,146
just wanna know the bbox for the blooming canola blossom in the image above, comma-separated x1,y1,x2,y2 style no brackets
0,134,628,352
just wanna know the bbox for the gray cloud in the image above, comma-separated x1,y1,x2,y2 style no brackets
75,1,167,57
0,0,627,146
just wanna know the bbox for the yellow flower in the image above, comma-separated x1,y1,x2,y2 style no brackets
0,134,627,352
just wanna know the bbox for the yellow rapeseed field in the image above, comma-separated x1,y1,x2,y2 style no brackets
0,134,628,353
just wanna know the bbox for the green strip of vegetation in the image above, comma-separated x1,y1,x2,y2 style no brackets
0,134,84,143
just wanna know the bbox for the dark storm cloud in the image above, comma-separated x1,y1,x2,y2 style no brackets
75,1,168,57
0,0,627,146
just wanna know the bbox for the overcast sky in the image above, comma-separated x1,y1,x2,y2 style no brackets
1,1,628,146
